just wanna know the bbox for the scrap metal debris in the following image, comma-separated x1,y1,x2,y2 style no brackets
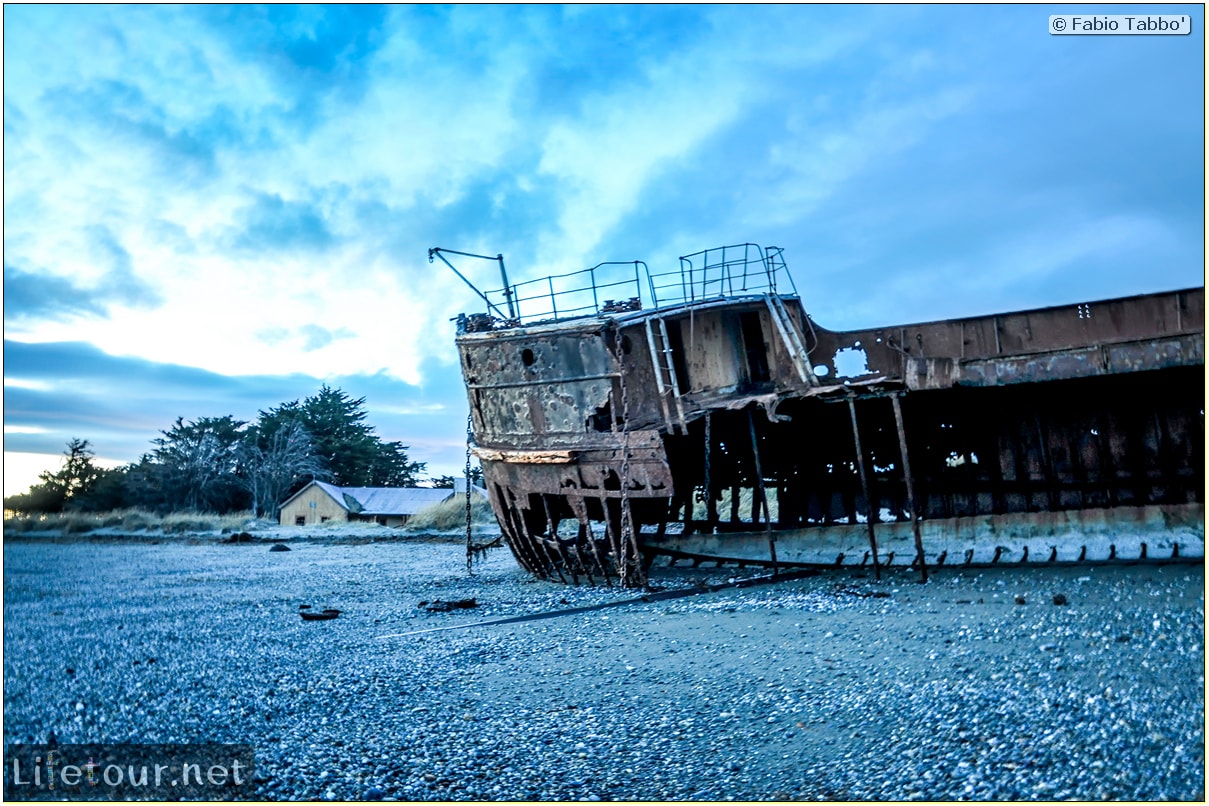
299,605,341,621
420,598,479,612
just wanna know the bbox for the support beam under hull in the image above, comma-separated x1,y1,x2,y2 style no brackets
641,502,1205,569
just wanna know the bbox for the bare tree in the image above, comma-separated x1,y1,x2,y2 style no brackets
239,420,325,519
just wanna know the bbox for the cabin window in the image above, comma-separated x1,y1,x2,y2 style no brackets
295,516,306,526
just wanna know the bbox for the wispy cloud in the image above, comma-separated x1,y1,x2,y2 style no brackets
4,266,108,322
4,230,161,326
226,192,336,254
45,79,221,185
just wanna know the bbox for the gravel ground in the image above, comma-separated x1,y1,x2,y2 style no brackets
3,534,1204,801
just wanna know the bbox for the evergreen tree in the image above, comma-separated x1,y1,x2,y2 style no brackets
3,438,103,514
150,416,249,512
367,437,427,487
121,455,172,513
72,466,133,512
258,385,425,488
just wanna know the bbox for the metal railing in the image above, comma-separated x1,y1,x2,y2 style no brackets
442,243,797,329
647,243,797,308
483,261,647,325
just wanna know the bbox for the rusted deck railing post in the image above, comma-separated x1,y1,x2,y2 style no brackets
891,392,929,583
847,395,882,580
747,408,777,573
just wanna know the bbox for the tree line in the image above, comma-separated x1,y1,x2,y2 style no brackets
4,385,444,519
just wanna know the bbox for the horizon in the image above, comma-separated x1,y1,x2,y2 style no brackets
4,4,1204,498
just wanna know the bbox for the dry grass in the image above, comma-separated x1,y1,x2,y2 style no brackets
709,486,780,523
405,495,496,531
2,508,256,535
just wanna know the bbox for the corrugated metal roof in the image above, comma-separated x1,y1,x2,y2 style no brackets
349,486,454,515
286,480,483,515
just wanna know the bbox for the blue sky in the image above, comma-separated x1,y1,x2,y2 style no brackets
4,4,1204,496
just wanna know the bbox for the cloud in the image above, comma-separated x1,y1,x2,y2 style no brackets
299,325,354,352
226,192,336,254
4,240,160,326
519,6,714,113
3,265,108,322
199,6,389,87
86,225,164,308
44,79,220,186
276,322,358,356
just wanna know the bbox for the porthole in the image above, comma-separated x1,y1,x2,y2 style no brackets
521,347,536,367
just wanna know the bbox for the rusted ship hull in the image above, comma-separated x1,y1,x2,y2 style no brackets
450,245,1204,586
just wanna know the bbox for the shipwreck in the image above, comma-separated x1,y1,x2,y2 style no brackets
434,244,1204,586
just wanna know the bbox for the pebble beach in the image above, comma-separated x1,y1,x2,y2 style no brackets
3,532,1204,801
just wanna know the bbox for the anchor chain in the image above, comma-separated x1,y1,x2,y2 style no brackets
464,413,473,577
613,324,646,588
465,412,474,575
464,411,503,575
703,411,711,528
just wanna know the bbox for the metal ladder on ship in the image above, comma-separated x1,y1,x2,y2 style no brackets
763,293,820,387
644,316,688,433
